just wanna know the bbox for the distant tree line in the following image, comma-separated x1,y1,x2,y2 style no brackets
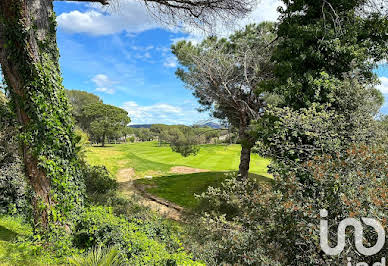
65,90,231,152
66,90,130,147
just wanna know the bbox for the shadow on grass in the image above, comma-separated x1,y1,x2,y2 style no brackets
0,225,17,242
135,171,273,209
91,145,114,148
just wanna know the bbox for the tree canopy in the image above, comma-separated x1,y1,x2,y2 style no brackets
269,0,388,109
83,103,130,146
66,90,102,130
172,22,276,178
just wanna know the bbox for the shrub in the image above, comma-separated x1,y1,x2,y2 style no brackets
73,206,200,265
82,165,118,196
192,145,387,265
169,128,200,157
91,192,186,253
67,246,125,266
74,127,90,160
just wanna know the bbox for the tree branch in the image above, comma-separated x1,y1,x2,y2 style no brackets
55,0,109,5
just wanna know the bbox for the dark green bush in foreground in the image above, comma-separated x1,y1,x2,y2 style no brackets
190,145,387,265
74,206,198,265
82,165,118,195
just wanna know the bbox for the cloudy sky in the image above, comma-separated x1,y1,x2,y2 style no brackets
54,0,388,125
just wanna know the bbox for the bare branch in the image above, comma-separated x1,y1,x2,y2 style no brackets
56,0,256,29
58,0,109,5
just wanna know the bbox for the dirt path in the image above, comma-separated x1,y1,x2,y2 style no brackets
169,166,209,174
116,168,182,221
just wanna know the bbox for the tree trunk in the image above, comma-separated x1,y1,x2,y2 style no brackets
237,115,254,180
239,144,252,179
0,0,83,230
102,132,105,147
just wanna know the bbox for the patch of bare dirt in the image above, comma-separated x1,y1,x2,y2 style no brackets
115,168,182,221
170,166,209,174
116,168,135,183
138,198,182,221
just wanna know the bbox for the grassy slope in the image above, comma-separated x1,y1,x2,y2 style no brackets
0,216,61,265
136,172,272,209
86,141,271,177
86,141,271,209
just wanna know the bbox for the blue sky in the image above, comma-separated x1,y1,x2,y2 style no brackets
53,1,388,125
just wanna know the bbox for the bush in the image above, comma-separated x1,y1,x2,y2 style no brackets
74,127,90,160
82,165,118,196
67,246,125,266
169,128,200,157
192,145,387,265
73,206,200,265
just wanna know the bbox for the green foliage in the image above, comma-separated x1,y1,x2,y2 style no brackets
66,90,102,130
75,127,90,160
73,206,199,265
169,127,200,157
67,246,125,266
133,128,154,142
1,2,85,231
191,145,387,265
172,22,275,130
0,93,31,217
82,165,118,196
270,0,388,109
255,77,385,163
83,103,130,146
0,215,65,265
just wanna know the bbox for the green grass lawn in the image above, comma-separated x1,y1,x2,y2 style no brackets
135,172,272,209
86,141,270,177
86,141,271,209
0,216,62,265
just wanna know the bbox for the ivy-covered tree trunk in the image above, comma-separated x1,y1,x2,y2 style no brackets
0,0,84,230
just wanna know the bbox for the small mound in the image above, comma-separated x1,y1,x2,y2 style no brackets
169,166,209,174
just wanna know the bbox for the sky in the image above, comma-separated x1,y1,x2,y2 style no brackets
50,0,387,125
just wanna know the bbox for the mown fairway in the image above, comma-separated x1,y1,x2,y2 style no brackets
86,141,270,177
86,141,271,209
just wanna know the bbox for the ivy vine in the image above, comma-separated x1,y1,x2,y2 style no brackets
0,1,84,233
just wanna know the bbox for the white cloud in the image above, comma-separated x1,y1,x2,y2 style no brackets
241,0,283,26
122,100,209,124
180,0,283,39
144,52,151,59
122,101,183,124
163,56,177,68
92,74,117,87
57,0,282,37
377,76,388,94
57,1,158,35
96,87,115,94
91,74,117,94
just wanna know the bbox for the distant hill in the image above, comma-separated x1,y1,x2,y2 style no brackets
200,122,223,129
129,122,223,129
129,124,153,128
